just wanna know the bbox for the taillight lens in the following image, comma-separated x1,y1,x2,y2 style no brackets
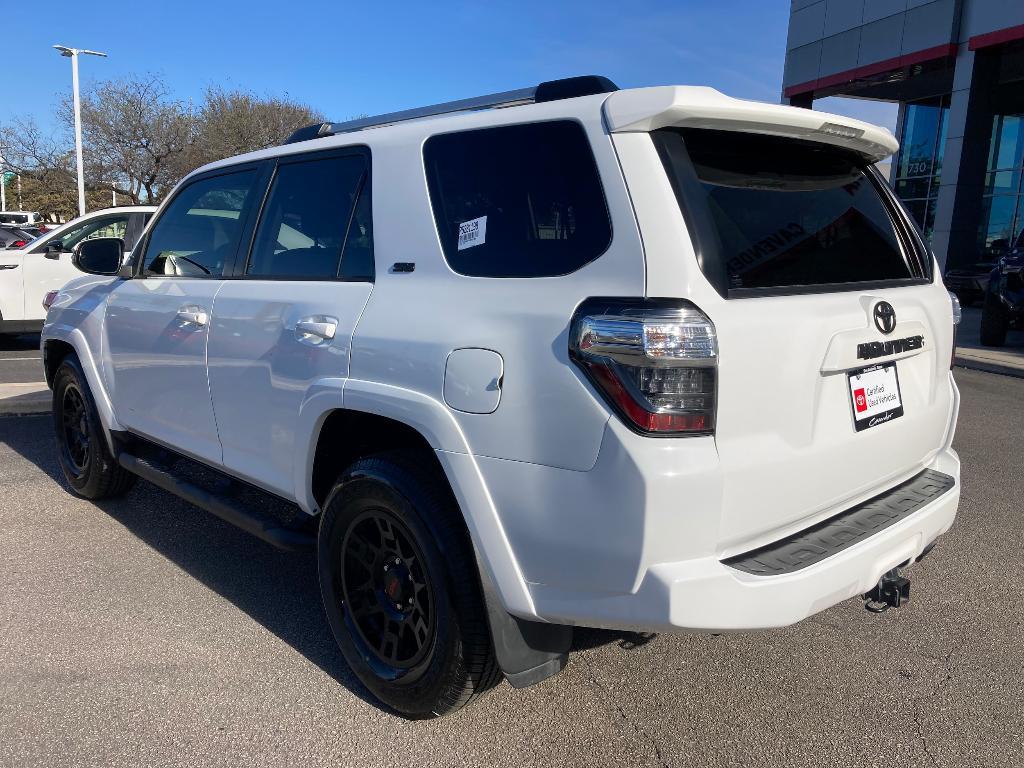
42,290,59,311
948,291,961,370
570,299,718,435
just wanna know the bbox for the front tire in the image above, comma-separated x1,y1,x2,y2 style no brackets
52,356,135,499
980,291,1009,347
317,453,499,718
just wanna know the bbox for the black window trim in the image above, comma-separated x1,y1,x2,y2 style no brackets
132,161,270,280
423,118,614,279
652,128,935,300
29,212,131,256
231,144,374,283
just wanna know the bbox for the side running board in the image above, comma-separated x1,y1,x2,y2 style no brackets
117,452,315,552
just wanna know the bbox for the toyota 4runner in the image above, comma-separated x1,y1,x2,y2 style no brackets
42,76,962,718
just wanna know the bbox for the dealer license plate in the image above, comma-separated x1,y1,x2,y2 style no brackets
848,362,904,432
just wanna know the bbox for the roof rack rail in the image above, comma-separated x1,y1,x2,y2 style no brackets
284,75,618,144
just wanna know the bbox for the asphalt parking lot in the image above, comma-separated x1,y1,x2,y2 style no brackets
0,365,1021,768
0,333,43,383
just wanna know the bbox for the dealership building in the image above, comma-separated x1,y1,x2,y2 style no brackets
783,0,1024,271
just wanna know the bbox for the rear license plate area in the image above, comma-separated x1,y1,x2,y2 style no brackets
848,362,904,432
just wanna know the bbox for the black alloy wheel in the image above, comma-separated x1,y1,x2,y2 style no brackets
341,508,436,673
318,452,500,718
59,382,91,476
52,355,135,499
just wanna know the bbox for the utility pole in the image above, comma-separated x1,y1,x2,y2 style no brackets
53,45,107,217
0,146,6,212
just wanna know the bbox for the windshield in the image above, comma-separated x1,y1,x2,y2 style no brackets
655,128,927,295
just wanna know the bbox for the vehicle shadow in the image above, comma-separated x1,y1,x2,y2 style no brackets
0,332,41,352
0,414,387,713
3,413,657,712
571,628,659,652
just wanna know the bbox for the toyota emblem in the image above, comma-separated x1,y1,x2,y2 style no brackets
873,301,896,334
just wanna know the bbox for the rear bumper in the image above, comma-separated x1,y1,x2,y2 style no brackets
526,447,959,632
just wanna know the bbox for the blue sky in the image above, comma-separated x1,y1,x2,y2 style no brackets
2,0,897,138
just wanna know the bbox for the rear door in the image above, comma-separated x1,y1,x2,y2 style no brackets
103,166,265,465
206,147,374,497
649,128,956,551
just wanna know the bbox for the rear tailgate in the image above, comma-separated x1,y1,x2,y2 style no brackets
606,90,957,553
712,284,954,552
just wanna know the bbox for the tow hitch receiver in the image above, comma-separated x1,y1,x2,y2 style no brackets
863,568,910,613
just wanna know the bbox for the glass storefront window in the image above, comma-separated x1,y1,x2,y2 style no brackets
978,114,1024,259
988,115,1023,172
894,97,949,240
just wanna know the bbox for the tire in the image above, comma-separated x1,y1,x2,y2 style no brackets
317,452,500,718
52,356,136,499
980,291,1009,347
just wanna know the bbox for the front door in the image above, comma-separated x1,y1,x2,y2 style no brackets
22,212,135,321
207,148,374,497
103,167,264,464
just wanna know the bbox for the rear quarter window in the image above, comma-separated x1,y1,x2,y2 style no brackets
424,120,611,278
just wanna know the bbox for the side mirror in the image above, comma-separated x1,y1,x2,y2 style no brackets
73,238,124,276
44,241,65,259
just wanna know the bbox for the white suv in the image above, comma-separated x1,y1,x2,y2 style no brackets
41,77,962,718
0,206,154,334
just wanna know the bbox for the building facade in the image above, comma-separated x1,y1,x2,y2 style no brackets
783,0,1024,271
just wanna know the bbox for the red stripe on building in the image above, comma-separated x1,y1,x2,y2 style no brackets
783,43,959,98
968,23,1024,51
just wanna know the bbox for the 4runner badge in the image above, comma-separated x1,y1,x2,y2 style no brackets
857,335,925,360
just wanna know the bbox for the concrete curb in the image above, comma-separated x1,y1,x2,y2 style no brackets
0,383,51,416
954,356,1024,379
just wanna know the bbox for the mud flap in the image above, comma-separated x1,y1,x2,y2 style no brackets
476,554,573,689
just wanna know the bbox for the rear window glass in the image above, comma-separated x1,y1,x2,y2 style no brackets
657,129,921,293
424,121,611,278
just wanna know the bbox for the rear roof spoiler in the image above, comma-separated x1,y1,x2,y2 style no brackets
603,86,899,162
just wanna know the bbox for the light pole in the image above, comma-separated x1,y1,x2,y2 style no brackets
53,45,107,217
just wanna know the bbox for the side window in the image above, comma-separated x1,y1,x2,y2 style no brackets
143,170,257,278
35,215,129,254
246,153,371,280
423,121,612,278
340,177,374,280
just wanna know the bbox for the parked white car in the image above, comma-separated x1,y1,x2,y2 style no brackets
41,77,961,718
0,211,43,226
0,206,154,334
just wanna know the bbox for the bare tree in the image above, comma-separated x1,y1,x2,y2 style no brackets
1,75,324,217
176,87,323,176
0,116,81,219
69,74,192,204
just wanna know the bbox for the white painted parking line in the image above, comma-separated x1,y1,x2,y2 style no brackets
0,357,42,362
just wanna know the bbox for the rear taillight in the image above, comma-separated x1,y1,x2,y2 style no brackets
569,299,718,435
948,291,961,370
42,290,59,311
12,240,27,248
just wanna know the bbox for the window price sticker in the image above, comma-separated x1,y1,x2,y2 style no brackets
457,216,487,251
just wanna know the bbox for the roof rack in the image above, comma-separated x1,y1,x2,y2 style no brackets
284,75,619,144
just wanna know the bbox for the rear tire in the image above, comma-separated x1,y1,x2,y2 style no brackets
980,291,1009,347
52,356,135,499
317,452,500,718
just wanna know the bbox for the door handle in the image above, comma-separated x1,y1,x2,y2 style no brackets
176,305,209,327
295,316,338,344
